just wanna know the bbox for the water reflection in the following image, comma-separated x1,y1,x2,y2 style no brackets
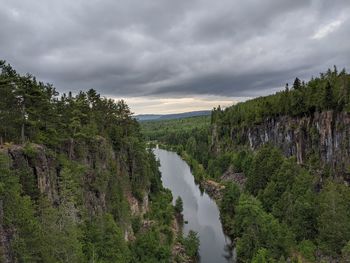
154,148,235,263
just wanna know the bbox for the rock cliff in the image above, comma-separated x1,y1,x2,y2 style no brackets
214,111,350,180
0,137,150,261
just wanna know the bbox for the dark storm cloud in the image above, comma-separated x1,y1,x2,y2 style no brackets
0,0,349,97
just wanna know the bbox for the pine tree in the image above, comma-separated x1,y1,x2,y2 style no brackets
292,77,301,90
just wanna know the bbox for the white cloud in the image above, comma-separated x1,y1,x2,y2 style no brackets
312,19,343,39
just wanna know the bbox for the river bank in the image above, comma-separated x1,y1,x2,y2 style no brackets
156,144,226,200
154,147,235,263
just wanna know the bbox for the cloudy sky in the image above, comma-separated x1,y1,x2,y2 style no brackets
1,0,349,114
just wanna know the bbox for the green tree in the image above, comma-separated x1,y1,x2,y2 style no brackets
235,194,293,262
83,214,130,263
341,241,350,263
131,228,171,263
221,182,240,215
252,248,275,263
297,240,316,262
246,145,283,196
174,196,183,214
292,77,302,90
182,230,200,258
323,81,334,110
318,182,350,255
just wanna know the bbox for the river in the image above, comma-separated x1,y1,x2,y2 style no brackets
153,148,235,263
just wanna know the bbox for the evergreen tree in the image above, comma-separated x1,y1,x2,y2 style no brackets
292,77,301,90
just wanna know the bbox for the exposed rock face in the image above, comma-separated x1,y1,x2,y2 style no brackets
201,179,225,200
7,144,60,204
0,138,150,260
5,140,115,213
128,191,149,216
221,166,246,188
215,111,350,179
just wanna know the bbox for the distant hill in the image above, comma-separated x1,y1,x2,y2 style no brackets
135,110,211,121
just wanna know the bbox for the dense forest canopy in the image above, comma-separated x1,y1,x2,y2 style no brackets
141,66,350,262
0,60,140,147
0,60,200,262
212,66,350,127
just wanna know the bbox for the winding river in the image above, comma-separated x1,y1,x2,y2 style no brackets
154,148,235,263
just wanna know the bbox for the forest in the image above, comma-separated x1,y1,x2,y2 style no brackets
142,67,350,262
0,60,198,262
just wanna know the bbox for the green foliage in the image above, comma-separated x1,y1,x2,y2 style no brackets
182,230,200,258
207,153,232,179
221,182,240,215
180,151,207,182
317,181,350,255
131,216,142,235
0,61,174,262
341,241,350,263
174,196,183,214
0,154,43,261
141,116,210,143
246,144,284,196
82,214,130,263
23,142,38,158
257,157,318,243
147,189,174,226
297,240,316,262
252,248,275,263
219,182,241,236
235,194,293,261
0,61,141,148
258,158,298,212
37,197,85,263
213,67,350,130
137,66,350,262
141,116,211,167
131,228,172,263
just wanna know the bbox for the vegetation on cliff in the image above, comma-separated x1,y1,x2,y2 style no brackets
141,67,350,262
0,60,180,262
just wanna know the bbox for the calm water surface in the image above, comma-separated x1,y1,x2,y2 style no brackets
154,148,235,263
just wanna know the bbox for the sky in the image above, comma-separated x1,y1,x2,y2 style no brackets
0,0,349,114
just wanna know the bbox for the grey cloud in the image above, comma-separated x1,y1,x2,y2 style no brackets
149,65,314,97
0,0,349,99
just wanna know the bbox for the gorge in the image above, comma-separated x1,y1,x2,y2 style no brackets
155,148,234,263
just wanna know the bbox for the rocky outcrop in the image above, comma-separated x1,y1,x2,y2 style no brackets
128,191,149,216
0,138,150,259
7,144,61,204
215,111,350,179
5,141,114,213
221,166,246,188
201,179,225,200
172,243,193,263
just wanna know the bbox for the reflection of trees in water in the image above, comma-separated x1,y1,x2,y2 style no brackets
223,237,236,263
157,149,235,263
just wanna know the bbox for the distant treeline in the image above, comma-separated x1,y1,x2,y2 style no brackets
141,67,350,262
212,66,350,127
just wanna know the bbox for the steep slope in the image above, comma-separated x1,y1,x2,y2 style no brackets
142,67,350,262
212,111,350,180
211,67,350,179
0,61,179,262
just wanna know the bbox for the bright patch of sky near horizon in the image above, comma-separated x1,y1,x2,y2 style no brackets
119,95,249,114
0,0,349,114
